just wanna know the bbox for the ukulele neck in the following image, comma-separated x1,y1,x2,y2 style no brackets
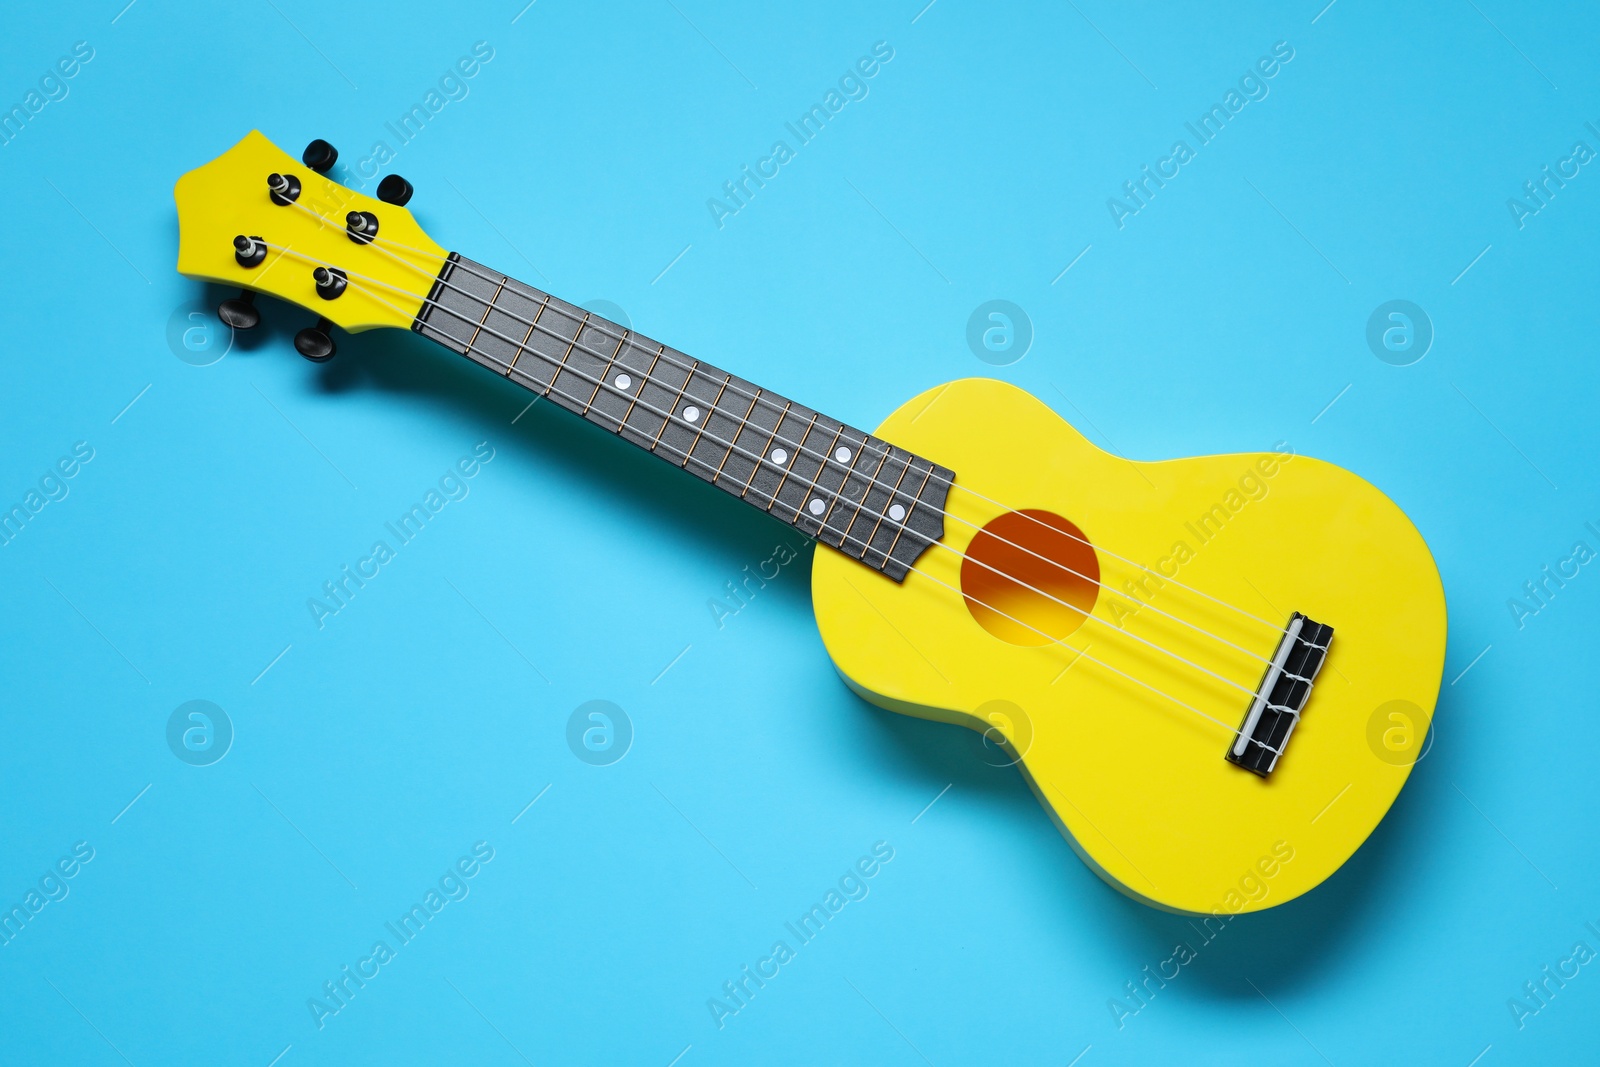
409,253,953,581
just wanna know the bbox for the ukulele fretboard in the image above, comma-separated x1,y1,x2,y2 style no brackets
411,254,953,581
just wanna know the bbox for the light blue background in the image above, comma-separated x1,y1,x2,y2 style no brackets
2,1,1597,1064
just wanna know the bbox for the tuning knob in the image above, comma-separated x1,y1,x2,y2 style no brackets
302,139,339,174
233,234,267,268
217,290,260,330
313,266,348,300
376,173,413,206
295,318,336,362
267,172,302,205
346,210,379,244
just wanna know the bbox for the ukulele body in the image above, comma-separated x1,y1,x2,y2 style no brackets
811,377,1446,914
174,133,1445,915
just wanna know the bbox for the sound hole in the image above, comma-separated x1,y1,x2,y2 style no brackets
960,510,1100,646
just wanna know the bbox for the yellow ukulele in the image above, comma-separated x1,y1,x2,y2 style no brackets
175,132,1446,915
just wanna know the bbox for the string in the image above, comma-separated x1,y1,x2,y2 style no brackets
261,237,1284,696
263,227,1286,672
278,195,1291,637
328,267,1274,747
300,258,1284,729
272,198,1286,643
279,195,455,265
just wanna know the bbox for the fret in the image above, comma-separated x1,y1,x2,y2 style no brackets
876,458,937,573
467,276,505,351
688,373,733,464
728,393,786,502
883,462,955,581
489,288,549,388
551,315,625,416
774,413,840,534
615,341,668,445
645,349,696,454
413,255,510,373
693,375,761,495
855,447,918,568
655,364,726,475
412,253,460,346
814,426,874,550
410,253,956,583
756,406,818,517
911,466,955,543
480,281,546,376
799,420,856,541
595,336,660,436
839,439,899,562
511,295,588,412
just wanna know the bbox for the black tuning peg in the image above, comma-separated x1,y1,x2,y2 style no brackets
313,266,348,300
233,234,267,268
346,210,379,244
217,290,260,330
376,173,413,206
294,318,336,362
267,171,301,205
302,139,339,174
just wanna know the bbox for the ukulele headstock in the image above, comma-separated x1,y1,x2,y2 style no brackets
174,131,447,346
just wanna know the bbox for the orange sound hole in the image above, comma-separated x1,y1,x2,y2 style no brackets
960,510,1100,646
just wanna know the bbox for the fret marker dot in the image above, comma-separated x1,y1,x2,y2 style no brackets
771,448,788,464
614,374,632,390
835,447,852,463
808,498,826,516
684,405,700,422
889,504,906,521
